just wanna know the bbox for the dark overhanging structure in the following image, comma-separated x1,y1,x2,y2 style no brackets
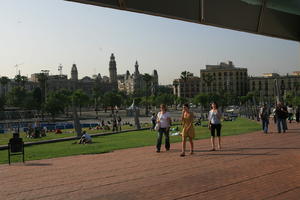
65,0,300,42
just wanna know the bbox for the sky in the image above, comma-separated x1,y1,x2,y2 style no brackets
0,0,299,85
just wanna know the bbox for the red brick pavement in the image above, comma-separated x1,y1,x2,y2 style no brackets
1,121,300,200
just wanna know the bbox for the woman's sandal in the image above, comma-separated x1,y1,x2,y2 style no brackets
180,153,185,157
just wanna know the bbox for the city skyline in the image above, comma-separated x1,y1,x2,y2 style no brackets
0,0,299,85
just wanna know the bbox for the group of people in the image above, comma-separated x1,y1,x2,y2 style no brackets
259,102,300,134
154,102,222,157
96,116,123,132
26,124,47,138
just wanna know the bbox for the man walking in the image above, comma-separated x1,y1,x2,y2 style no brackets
275,102,288,133
259,104,270,133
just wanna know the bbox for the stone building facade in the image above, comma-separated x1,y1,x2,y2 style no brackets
173,61,248,98
173,75,201,98
0,53,159,98
249,73,300,101
117,61,159,95
29,63,116,97
200,61,248,96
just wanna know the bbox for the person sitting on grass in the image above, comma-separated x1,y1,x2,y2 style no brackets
55,129,62,134
79,131,92,144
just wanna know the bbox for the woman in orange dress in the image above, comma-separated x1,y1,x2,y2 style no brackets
180,103,195,157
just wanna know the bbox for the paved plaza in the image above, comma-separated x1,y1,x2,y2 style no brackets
1,121,300,200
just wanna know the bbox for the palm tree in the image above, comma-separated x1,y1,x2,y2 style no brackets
0,76,10,97
14,74,22,87
37,73,48,103
180,71,192,98
202,73,215,93
20,76,28,89
142,73,152,116
173,80,179,109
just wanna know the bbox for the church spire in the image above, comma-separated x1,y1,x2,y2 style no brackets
71,64,78,81
109,53,117,83
134,61,139,75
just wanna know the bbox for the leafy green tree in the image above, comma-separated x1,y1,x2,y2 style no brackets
284,91,294,106
102,92,122,113
246,91,260,106
0,76,10,97
44,92,66,120
222,92,237,107
14,75,22,87
37,73,48,103
157,85,173,95
294,82,300,96
176,96,188,106
239,95,249,105
133,97,142,106
20,76,28,88
142,73,152,116
148,95,157,107
293,96,300,106
72,89,90,116
118,91,132,107
155,94,175,107
13,75,28,89
132,88,145,98
7,86,27,107
193,93,209,108
0,96,5,111
92,87,102,118
32,87,43,110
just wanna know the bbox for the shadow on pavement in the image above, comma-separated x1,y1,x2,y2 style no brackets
24,163,53,166
239,147,300,150
199,153,278,156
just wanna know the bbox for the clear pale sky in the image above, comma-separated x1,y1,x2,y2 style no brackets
0,0,299,85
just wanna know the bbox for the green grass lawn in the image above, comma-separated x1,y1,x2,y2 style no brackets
0,118,260,164
0,124,150,146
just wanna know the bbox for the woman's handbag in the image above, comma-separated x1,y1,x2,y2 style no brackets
154,123,160,131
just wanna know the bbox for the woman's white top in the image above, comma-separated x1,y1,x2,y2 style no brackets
208,110,221,124
157,112,171,128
